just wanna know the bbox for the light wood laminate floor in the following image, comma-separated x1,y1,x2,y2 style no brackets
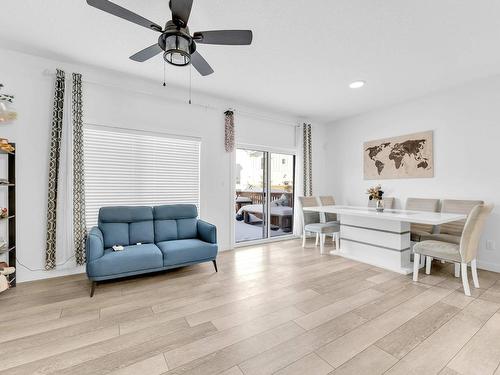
2,239,500,375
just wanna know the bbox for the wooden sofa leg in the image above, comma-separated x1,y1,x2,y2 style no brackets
90,281,96,298
212,260,218,273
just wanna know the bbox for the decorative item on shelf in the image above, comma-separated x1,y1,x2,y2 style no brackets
367,184,385,212
0,274,9,293
0,208,8,218
0,261,13,293
0,84,17,123
0,265,15,276
0,138,15,153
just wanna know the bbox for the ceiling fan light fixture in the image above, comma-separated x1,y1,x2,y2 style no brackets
163,34,191,66
87,0,253,76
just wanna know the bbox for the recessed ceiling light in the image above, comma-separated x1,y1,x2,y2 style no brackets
349,80,366,89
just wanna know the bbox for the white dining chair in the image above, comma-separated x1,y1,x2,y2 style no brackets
413,204,493,296
405,198,440,242
319,195,340,250
422,199,484,277
299,196,339,254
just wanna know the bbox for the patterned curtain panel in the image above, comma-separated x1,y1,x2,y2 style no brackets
45,69,65,270
224,110,235,152
303,123,313,196
72,73,86,265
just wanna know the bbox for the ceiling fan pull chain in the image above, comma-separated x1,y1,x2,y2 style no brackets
189,64,192,104
163,60,167,87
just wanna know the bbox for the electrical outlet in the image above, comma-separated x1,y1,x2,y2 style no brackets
486,240,496,251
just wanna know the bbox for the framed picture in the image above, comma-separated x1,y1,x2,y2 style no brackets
363,131,434,180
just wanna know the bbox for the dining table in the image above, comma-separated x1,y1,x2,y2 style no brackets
303,205,466,274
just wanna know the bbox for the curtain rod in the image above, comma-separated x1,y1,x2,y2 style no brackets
42,69,302,127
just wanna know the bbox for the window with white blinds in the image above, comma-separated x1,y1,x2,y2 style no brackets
83,125,201,229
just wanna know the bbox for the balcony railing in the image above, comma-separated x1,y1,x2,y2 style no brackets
236,190,293,205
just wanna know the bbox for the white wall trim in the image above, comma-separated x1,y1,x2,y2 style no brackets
477,259,500,273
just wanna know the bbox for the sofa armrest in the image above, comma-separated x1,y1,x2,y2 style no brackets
197,220,217,244
86,226,104,262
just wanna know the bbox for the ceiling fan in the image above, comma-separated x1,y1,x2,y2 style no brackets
86,0,253,76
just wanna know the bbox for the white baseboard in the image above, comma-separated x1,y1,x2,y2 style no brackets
476,260,500,273
17,266,86,283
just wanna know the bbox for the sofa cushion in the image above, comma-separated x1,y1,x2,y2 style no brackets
87,244,163,278
98,206,154,248
177,218,198,239
153,204,198,220
153,204,199,241
100,223,130,248
129,221,154,245
99,206,153,223
156,239,217,267
154,219,178,243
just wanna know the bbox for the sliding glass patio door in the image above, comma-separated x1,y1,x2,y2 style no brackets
235,148,295,243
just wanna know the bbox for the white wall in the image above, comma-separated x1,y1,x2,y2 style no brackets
0,47,328,282
327,76,500,272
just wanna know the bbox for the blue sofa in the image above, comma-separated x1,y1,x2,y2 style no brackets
85,204,217,296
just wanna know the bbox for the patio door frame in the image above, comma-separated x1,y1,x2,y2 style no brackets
231,143,297,248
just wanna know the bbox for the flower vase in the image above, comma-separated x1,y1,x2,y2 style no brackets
376,199,384,212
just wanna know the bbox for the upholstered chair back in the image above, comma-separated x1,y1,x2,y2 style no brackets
153,205,198,243
406,198,440,234
459,204,494,262
319,196,337,222
299,196,320,226
98,206,154,248
440,199,484,236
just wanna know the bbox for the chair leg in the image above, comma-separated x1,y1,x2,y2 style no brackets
471,259,479,288
461,262,471,296
425,256,432,275
335,232,340,251
212,260,218,273
302,230,306,248
454,263,460,278
413,253,420,282
315,233,319,247
90,281,96,298
320,234,325,254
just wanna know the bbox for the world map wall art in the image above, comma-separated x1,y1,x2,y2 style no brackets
363,131,434,180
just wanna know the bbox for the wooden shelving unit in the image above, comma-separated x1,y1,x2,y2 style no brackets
0,145,16,287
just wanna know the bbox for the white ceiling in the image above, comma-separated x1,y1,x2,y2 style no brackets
2,0,500,122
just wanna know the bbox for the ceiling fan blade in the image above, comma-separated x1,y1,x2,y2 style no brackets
87,0,162,31
193,30,253,45
170,0,193,26
130,44,163,62
191,51,214,76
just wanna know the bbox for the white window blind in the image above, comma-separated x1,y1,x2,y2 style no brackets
83,125,201,229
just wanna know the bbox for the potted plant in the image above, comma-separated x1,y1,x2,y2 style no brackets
367,184,385,212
